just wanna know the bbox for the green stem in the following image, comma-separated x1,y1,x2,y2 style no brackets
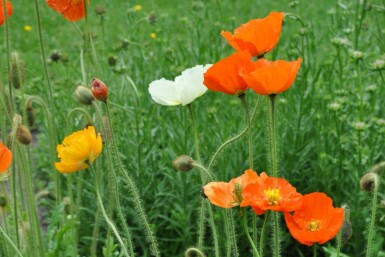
267,95,278,177
104,102,158,257
208,96,260,170
185,247,206,257
187,104,201,163
94,102,135,257
313,243,317,257
243,211,260,257
365,175,379,257
0,225,23,257
273,213,280,257
207,201,220,257
2,0,13,112
192,163,214,181
88,163,130,257
259,211,271,257
239,94,253,170
336,223,342,257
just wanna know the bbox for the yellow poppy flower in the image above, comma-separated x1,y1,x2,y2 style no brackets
55,126,102,174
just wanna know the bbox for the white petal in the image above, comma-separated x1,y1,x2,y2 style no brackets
148,78,182,106
175,64,212,106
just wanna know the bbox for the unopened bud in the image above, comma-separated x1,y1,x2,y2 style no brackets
17,125,32,145
370,162,385,175
172,155,194,172
341,204,352,246
63,196,71,215
0,195,7,207
50,50,61,62
372,59,385,70
9,52,26,89
108,55,117,67
354,121,366,131
91,78,108,102
26,103,36,127
360,172,379,192
329,102,341,111
75,85,95,105
350,50,364,60
95,5,106,16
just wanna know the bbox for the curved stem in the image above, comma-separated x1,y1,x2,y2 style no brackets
259,211,270,257
192,163,214,181
0,225,23,257
242,211,260,257
208,96,260,170
88,163,130,257
185,247,206,257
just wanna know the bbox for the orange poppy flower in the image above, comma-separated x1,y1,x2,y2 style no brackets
0,1,13,26
46,0,88,21
203,51,254,95
284,192,344,246
0,142,12,173
240,58,302,95
203,169,259,208
221,12,284,57
241,172,303,215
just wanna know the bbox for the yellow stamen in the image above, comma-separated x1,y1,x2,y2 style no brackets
264,188,281,206
307,220,321,232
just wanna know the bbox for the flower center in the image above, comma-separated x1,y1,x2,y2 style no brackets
307,219,321,232
263,188,281,206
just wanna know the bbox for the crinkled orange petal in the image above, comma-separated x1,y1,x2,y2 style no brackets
241,58,302,95
284,192,344,246
221,12,284,57
0,142,12,173
241,173,302,214
203,51,254,95
46,0,87,21
0,1,13,26
204,169,259,208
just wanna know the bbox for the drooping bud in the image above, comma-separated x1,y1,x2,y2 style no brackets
108,55,117,67
75,85,95,105
172,155,194,172
17,125,32,145
91,78,108,102
95,5,106,16
9,52,26,89
26,101,36,127
0,195,7,207
360,172,379,192
370,161,385,175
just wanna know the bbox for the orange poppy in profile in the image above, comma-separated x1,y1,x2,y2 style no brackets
284,192,344,246
241,58,302,95
221,12,284,57
203,169,259,208
0,142,12,173
46,0,88,21
0,1,13,26
241,172,303,215
203,51,254,95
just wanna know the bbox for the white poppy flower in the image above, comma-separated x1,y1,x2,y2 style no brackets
149,64,212,106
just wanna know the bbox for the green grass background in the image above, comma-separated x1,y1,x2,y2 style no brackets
1,0,385,256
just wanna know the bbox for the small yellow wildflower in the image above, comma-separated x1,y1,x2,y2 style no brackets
24,25,32,32
150,33,157,39
134,5,142,11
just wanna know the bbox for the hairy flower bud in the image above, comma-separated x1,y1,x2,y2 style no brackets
9,52,26,89
360,172,379,192
75,85,95,105
91,78,108,102
340,204,352,246
17,125,32,145
172,155,194,172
